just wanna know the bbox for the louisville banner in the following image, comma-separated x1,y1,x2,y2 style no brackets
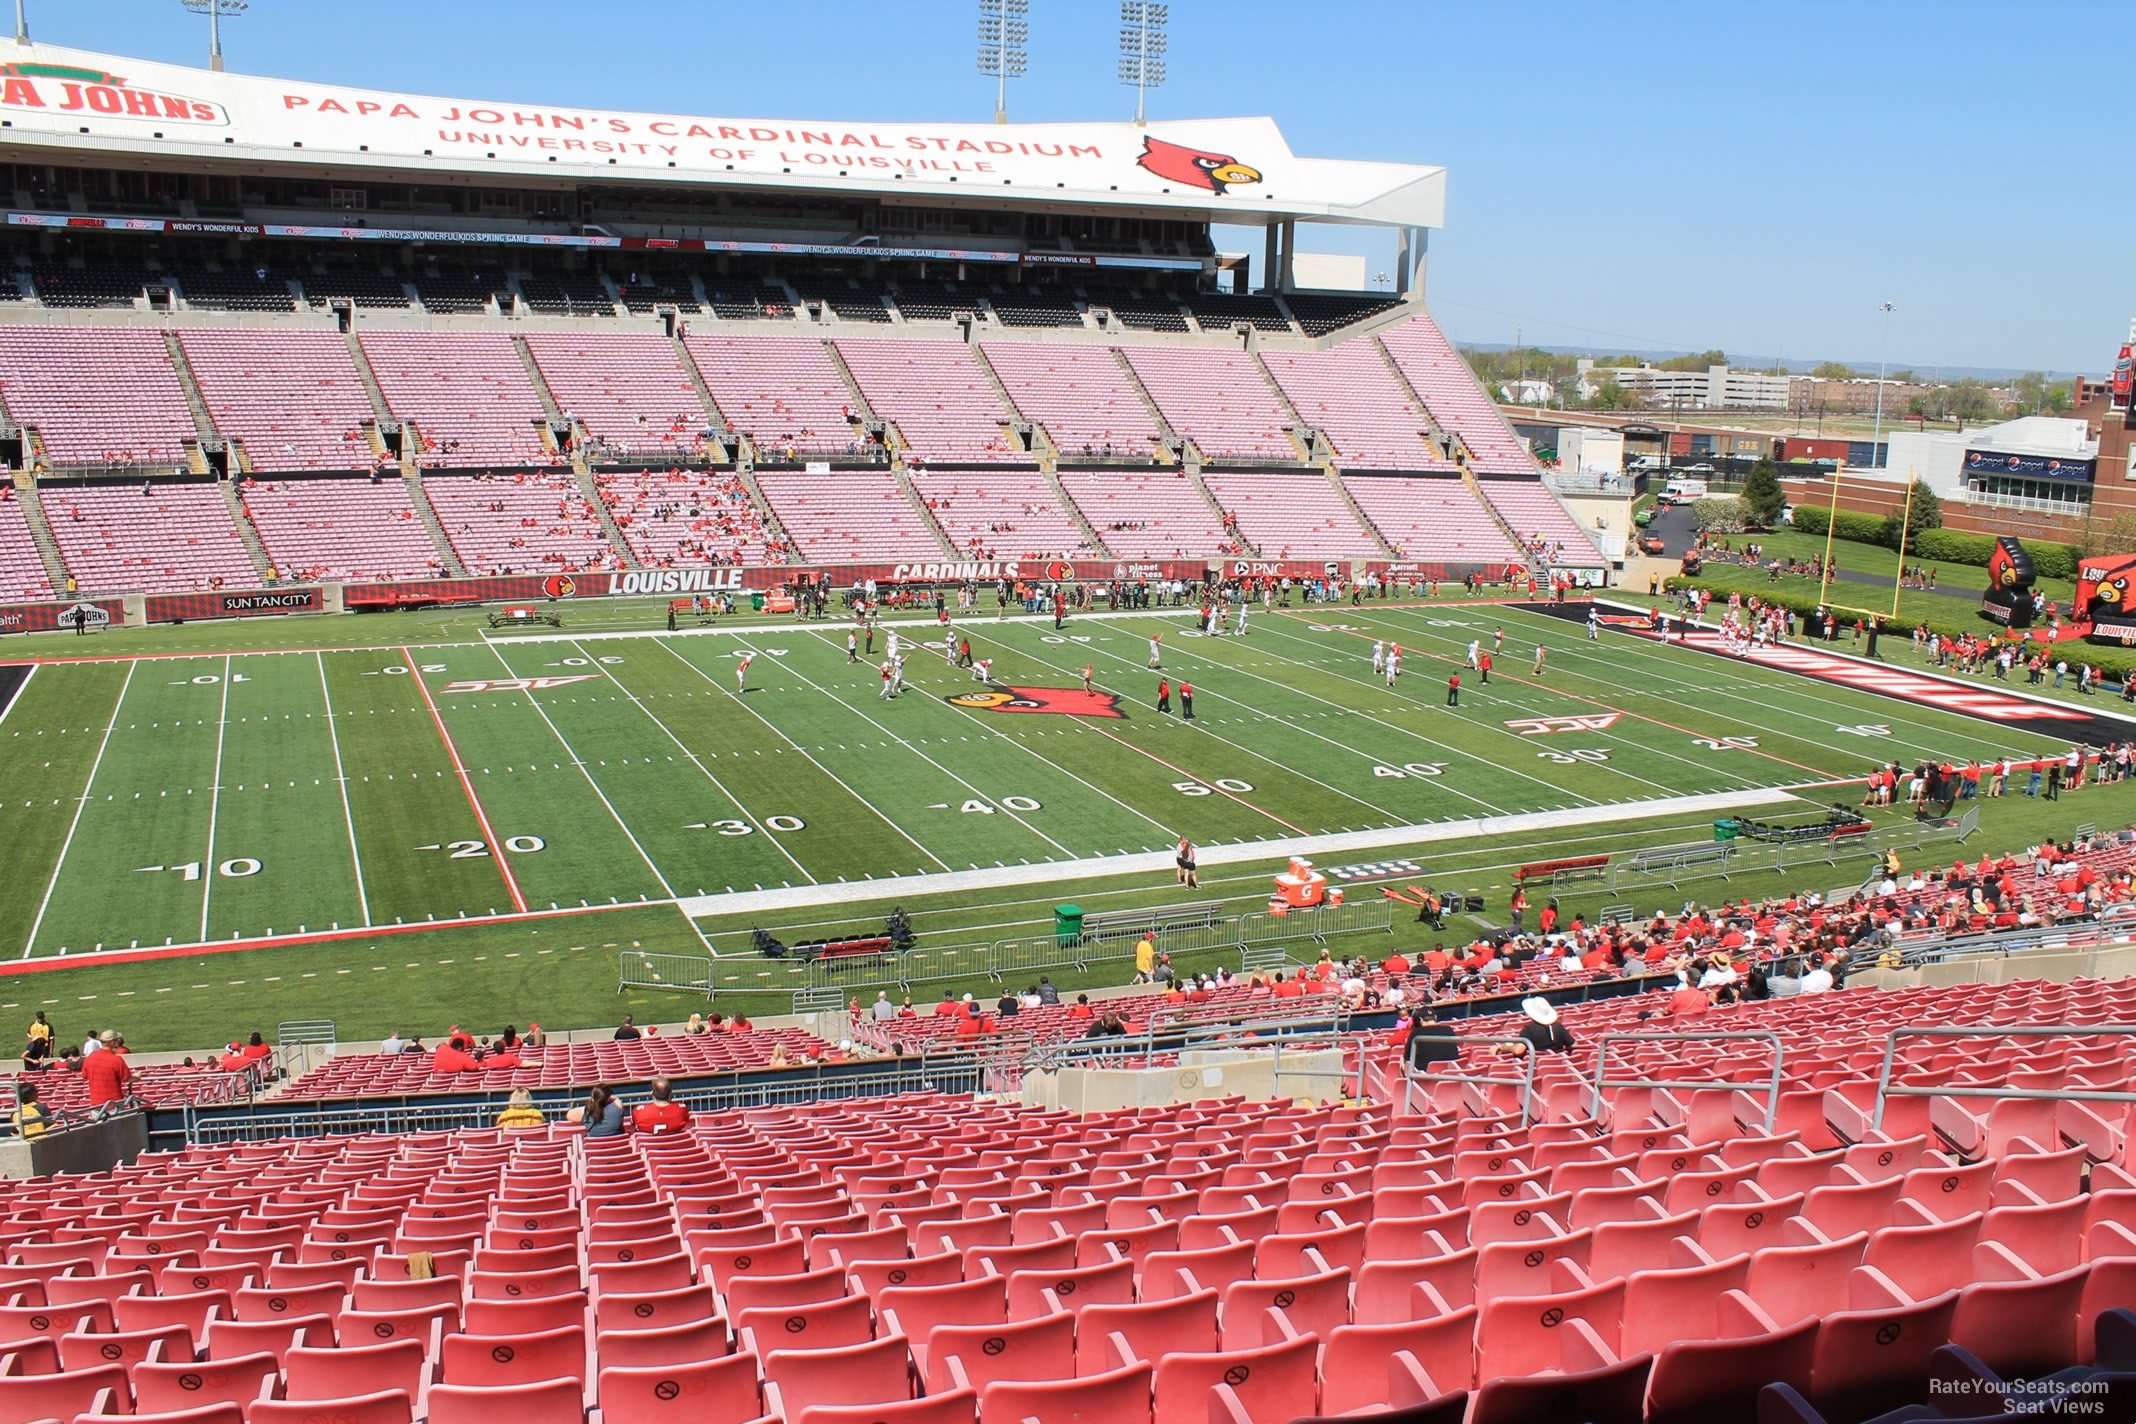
946,686,1126,719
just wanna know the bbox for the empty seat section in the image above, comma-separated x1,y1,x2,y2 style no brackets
1260,343,1454,471
422,471,615,574
1378,312,1537,472
1123,347,1296,462
1343,475,1523,565
594,468,780,567
0,487,53,599
685,333,861,457
524,332,707,459
44,481,255,592
836,339,1022,465
910,472,1090,560
239,477,445,582
1057,470,1227,560
360,332,554,468
1200,472,1376,559
0,326,197,467
179,330,381,474
1480,480,1605,568
754,472,943,562
980,344,1157,460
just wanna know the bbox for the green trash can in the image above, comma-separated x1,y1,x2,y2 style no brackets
1054,904,1084,946
1713,820,1739,843
750,591,766,612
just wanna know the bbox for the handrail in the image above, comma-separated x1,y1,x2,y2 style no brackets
1401,1035,1538,1126
1270,1034,1374,1103
1587,1029,1786,1130
1871,1023,2136,1131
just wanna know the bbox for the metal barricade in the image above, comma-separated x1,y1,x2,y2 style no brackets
1401,1035,1539,1125
618,951,715,997
1587,1030,1785,1129
1871,1024,2136,1133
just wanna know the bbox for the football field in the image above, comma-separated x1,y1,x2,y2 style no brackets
0,601,2107,960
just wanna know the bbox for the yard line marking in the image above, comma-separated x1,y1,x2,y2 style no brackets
479,641,690,911
199,655,232,943
22,660,135,958
317,652,370,927
1249,616,1739,796
797,630,1178,843
707,642,1077,858
1074,719,1309,835
0,663,34,728
400,645,527,914
559,639,816,886
654,638,956,872
1010,634,1489,821
672,786,1797,920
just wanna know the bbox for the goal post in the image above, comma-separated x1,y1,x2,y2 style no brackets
617,950,714,998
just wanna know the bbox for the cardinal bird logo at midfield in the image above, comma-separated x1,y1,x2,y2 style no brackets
946,686,1126,719
1137,136,1262,195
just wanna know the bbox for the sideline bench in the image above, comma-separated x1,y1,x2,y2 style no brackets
1081,901,1223,942
489,604,562,629
1512,855,1609,886
795,934,892,966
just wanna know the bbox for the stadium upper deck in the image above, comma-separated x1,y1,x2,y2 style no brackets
0,42,1606,609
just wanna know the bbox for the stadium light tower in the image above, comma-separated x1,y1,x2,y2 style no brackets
1119,2,1166,127
13,1,27,44
977,0,1027,126
1871,300,1896,468
181,0,247,72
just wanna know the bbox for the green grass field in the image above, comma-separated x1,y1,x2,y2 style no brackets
4,597,2129,1046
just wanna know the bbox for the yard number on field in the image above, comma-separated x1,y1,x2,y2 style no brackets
1372,762,1450,778
135,859,260,880
174,673,250,686
1538,748,1612,765
930,796,1044,814
683,816,807,835
1691,736,1760,751
416,836,547,857
1174,779,1255,796
1835,724,1892,738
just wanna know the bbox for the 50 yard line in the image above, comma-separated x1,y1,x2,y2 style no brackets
318,652,370,926
198,654,232,942
401,645,528,914
22,660,135,958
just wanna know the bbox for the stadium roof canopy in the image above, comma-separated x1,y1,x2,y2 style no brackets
0,42,1446,231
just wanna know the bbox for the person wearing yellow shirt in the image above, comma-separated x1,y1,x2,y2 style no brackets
1134,937,1156,982
495,1087,544,1130
12,1083,49,1138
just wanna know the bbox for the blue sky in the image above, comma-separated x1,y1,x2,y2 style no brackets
25,0,2127,373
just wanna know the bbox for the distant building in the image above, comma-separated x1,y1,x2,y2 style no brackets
1592,363,1792,411
1786,376,1931,415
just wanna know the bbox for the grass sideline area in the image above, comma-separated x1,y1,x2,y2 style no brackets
4,594,2129,1050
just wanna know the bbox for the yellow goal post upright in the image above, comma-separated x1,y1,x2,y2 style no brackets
1809,463,1915,630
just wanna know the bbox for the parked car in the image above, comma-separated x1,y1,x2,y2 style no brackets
1680,552,1704,576
1634,506,1656,527
1639,533,1667,556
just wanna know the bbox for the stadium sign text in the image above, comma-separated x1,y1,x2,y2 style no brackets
0,62,227,126
614,569,747,597
889,561,1027,582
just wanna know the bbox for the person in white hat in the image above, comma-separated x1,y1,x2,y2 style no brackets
1498,996,1575,1056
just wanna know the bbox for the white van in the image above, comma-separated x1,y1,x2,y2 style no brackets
1661,478,1709,504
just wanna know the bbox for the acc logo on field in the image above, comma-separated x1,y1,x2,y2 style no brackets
946,685,1125,719
542,574,579,599
1505,713,1621,736
442,675,599,694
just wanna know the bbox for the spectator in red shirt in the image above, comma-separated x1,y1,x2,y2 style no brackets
1065,995,1094,1020
1271,973,1306,999
240,1033,272,1062
432,1035,479,1073
631,1077,690,1134
82,1035,131,1109
1383,950,1411,978
932,992,961,1017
